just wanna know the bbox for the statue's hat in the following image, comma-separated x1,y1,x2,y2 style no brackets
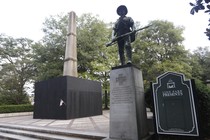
117,5,128,16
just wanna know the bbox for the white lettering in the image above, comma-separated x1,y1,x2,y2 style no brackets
162,90,183,97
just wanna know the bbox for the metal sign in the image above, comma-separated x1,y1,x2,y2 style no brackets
152,72,199,136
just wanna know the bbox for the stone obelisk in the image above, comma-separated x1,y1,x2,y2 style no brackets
63,11,78,77
34,11,102,120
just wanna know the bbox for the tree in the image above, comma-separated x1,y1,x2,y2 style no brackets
190,0,210,40
0,34,33,104
132,20,192,87
191,46,210,82
32,14,67,81
77,14,118,77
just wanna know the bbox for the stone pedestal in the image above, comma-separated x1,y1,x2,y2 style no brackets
107,64,148,140
33,76,102,119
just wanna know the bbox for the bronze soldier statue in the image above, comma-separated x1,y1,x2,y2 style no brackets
112,5,135,65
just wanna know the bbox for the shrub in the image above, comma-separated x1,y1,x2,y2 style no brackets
194,80,210,138
0,104,33,113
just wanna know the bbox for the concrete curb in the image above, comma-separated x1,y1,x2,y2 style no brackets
0,112,33,118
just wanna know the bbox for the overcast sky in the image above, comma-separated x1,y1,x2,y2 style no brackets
0,0,209,52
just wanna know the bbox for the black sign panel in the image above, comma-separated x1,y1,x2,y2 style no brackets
152,72,199,136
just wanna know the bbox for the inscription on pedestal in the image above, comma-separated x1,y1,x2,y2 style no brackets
116,74,126,85
111,86,133,104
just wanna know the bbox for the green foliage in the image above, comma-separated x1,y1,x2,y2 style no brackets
0,34,33,104
0,92,30,105
0,104,33,113
191,47,210,82
77,14,118,77
132,20,191,88
32,14,67,81
32,42,64,81
194,80,210,137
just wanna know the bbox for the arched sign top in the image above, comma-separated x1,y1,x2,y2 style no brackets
155,72,186,85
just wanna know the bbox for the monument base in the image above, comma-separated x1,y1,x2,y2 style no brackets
107,64,149,140
33,76,102,119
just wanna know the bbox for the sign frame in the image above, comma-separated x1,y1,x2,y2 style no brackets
152,72,199,137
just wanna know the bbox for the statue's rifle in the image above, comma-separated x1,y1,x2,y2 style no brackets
106,24,152,47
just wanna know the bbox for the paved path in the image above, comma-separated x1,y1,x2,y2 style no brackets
0,110,110,137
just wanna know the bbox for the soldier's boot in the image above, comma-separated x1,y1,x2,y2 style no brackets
120,55,125,65
126,45,132,64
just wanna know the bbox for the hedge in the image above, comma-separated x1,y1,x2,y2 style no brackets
0,104,33,113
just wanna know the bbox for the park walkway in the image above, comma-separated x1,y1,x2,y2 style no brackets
0,110,110,139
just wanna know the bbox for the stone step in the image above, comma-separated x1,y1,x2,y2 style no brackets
0,123,105,140
0,131,40,140
0,127,90,140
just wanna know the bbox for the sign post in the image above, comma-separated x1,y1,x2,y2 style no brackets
152,72,199,136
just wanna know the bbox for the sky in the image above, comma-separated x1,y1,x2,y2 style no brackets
0,0,209,52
